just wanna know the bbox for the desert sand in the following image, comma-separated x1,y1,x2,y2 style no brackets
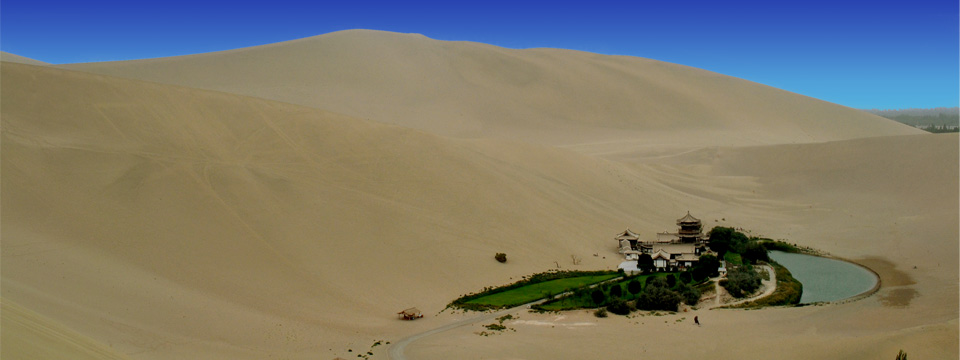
0,51,50,66
2,30,956,359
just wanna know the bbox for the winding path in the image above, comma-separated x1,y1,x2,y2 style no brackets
388,269,777,359
387,277,622,360
705,264,777,309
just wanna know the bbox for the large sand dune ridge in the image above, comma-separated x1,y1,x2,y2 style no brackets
3,62,723,358
60,30,921,146
1,29,956,359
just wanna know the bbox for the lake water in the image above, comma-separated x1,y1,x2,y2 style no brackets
768,251,878,304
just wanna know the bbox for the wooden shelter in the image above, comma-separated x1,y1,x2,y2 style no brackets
398,307,423,320
615,228,641,252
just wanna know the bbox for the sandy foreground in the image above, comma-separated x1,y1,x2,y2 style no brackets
1,30,957,359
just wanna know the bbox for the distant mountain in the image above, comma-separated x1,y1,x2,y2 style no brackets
862,107,959,132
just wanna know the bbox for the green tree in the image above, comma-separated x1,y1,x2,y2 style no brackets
677,282,701,305
591,289,606,305
708,227,734,259
721,266,763,298
627,279,642,295
693,254,720,281
609,284,623,298
742,242,769,264
637,253,654,273
635,277,682,311
710,226,750,256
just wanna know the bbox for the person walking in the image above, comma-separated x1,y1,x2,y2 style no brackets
694,316,700,326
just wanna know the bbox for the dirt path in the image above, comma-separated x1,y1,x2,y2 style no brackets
388,277,622,360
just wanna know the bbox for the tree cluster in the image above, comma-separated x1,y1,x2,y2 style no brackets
720,265,763,298
708,227,748,260
635,277,682,311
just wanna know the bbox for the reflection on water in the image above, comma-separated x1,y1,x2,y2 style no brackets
769,251,878,304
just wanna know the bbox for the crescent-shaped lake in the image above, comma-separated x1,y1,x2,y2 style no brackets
769,250,879,304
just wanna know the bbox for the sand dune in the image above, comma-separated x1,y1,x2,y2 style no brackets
60,30,920,146
2,30,956,360
408,134,959,360
0,51,49,66
2,62,718,358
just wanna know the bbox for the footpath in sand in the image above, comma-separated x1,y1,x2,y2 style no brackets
390,266,777,359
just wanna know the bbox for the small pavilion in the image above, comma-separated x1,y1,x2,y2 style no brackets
398,307,423,320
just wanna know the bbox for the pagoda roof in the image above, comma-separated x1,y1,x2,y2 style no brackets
615,229,640,240
676,211,701,224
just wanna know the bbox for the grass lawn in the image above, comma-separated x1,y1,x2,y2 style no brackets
465,274,618,307
537,273,680,311
725,252,743,266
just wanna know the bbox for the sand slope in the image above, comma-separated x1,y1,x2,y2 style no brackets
2,62,722,358
409,134,959,360
2,31,956,360
60,30,921,146
0,51,49,66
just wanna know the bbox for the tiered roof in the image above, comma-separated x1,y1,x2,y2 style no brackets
615,229,640,241
676,211,701,225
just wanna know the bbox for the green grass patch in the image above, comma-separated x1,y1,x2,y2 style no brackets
724,252,743,266
449,270,619,311
464,274,617,307
534,272,686,311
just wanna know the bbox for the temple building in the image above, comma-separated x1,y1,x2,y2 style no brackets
616,212,711,272
676,211,705,243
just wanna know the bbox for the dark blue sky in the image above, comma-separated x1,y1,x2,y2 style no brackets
2,0,957,109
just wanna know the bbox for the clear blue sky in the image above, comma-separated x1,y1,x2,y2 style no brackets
2,0,957,109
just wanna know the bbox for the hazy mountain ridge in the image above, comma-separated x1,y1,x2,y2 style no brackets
862,107,959,130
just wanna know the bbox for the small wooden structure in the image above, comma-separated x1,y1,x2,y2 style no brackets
615,229,641,252
398,307,423,320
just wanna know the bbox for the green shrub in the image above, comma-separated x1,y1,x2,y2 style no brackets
495,253,507,263
721,266,762,298
645,276,657,286
758,240,800,253
591,289,606,305
730,262,802,308
677,282,701,305
484,323,506,331
627,280,642,295
636,277,682,311
594,308,608,318
606,298,631,315
742,242,769,264
609,284,623,298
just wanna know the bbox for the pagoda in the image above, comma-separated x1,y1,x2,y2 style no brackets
676,211,704,243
